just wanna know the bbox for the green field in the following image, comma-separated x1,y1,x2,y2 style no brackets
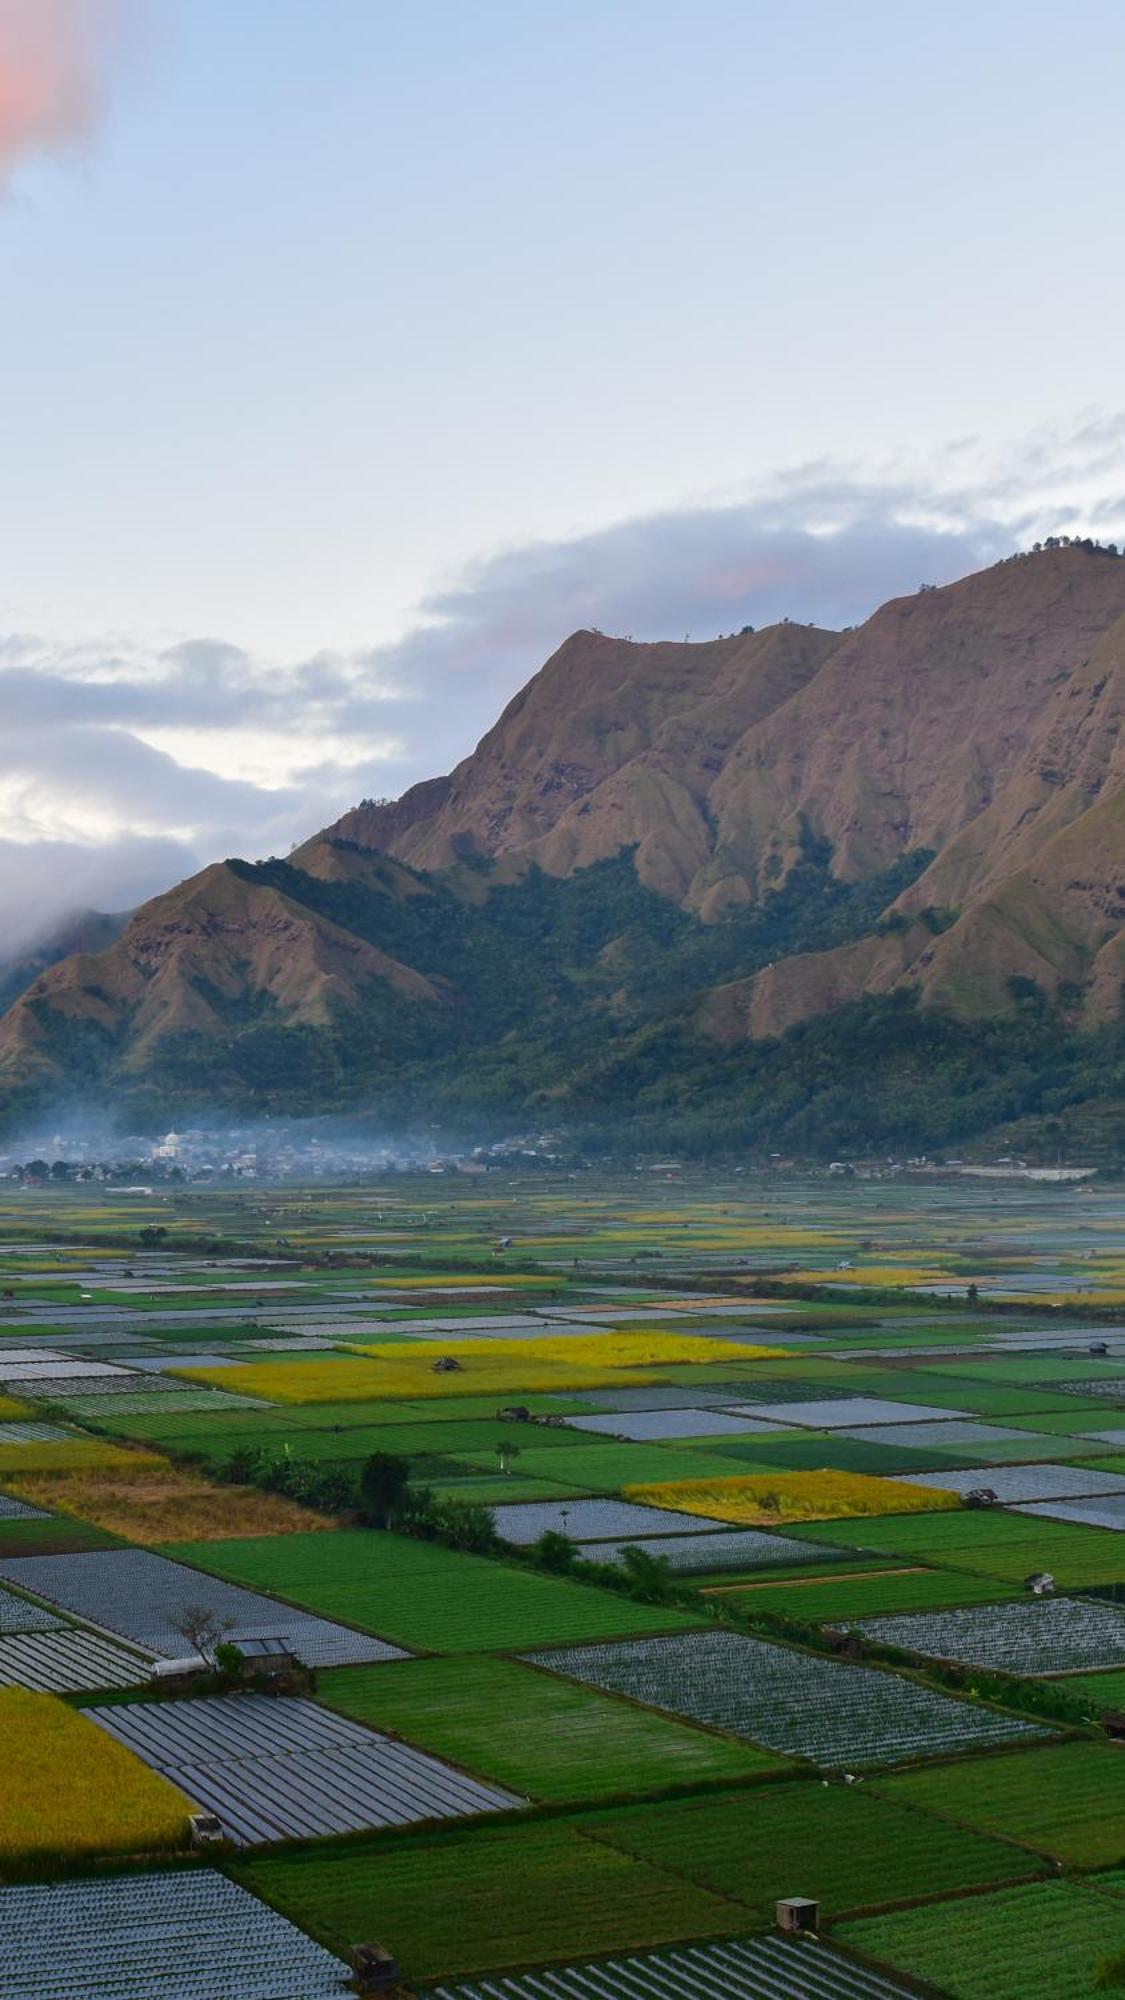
707,1567,1023,1620
8,1169,1125,1994
871,1741,1125,1868
319,1653,779,1801
162,1528,702,1652
839,1880,1125,2000
458,1439,765,1490
237,1819,742,1981
1057,1668,1125,1709
787,1509,1125,1585
239,1781,1039,1984
583,1782,1040,1913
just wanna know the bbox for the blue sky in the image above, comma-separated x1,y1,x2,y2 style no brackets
1,0,1124,939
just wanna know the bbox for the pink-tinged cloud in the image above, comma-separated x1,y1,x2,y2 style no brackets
0,0,126,183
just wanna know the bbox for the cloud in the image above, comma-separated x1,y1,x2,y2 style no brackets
2,415,1123,960
0,0,129,185
0,834,199,957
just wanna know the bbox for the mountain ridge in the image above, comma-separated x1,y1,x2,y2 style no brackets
4,544,1125,1151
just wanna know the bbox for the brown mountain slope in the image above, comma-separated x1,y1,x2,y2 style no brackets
317,548,1125,937
4,545,1125,1109
708,584,1125,1039
0,861,444,1084
308,621,839,907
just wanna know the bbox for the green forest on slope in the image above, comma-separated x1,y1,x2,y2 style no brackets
15,843,1125,1161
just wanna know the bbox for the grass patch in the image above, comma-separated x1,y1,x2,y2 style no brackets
460,1440,766,1492
1058,1669,1125,1710
0,1515,122,1557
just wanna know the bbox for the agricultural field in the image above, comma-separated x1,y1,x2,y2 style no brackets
580,1782,1040,1914
626,1468,960,1525
6,1167,1125,1989
238,1819,745,1984
318,1654,780,1801
0,1547,407,1666
0,1871,355,1999
0,1689,195,1864
163,1529,701,1653
0,1457,336,1543
871,1741,1125,1868
422,1936,924,2000
84,1692,522,1844
846,1595,1125,1675
704,1565,1025,1620
526,1630,1050,1765
838,1880,1125,2000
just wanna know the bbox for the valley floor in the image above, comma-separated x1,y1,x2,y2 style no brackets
1,1171,1125,1997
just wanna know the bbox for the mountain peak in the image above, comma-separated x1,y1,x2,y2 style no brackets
5,546,1125,1136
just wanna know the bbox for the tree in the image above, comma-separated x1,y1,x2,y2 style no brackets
359,1451,411,1527
494,1440,522,1476
618,1545,676,1602
531,1529,578,1573
175,1604,235,1667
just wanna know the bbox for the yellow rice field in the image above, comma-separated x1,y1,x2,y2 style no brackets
626,1469,960,1527
176,1333,782,1404
0,1440,164,1475
0,1690,195,1863
0,1395,34,1421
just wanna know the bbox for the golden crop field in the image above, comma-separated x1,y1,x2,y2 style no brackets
0,1440,164,1475
627,1469,960,1526
0,1690,195,1863
0,1395,34,1421
177,1333,783,1404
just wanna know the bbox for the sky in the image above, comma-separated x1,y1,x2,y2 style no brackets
1,0,1124,947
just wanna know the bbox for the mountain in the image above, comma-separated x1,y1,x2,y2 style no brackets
0,909,127,1018
5,543,1125,1155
